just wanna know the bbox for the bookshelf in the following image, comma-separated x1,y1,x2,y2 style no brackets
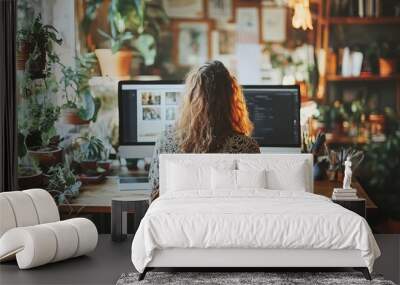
316,0,400,115
322,16,400,25
326,74,400,82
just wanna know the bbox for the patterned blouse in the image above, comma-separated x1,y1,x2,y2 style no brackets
149,127,260,200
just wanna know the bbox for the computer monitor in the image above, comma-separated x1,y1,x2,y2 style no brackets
119,82,301,158
242,85,301,153
118,80,184,158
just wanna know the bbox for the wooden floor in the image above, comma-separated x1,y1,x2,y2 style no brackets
0,235,398,285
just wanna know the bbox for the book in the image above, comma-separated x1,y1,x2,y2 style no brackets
334,188,357,193
332,196,360,201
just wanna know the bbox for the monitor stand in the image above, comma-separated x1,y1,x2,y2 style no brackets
118,145,155,192
260,147,301,154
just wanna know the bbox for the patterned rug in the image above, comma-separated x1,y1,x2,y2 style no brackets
116,271,396,285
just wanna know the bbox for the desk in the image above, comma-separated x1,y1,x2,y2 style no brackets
60,176,378,217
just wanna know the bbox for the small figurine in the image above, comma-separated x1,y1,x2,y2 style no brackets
343,156,352,189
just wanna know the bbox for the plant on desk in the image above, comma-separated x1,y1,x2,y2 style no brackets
72,135,109,184
46,160,81,205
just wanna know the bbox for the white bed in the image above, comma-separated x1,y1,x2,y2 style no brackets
131,154,380,280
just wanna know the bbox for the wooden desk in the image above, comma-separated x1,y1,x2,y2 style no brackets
60,176,378,217
59,177,150,214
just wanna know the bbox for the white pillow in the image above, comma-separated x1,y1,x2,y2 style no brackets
237,169,267,189
238,159,309,191
211,168,236,190
167,162,211,191
211,169,267,190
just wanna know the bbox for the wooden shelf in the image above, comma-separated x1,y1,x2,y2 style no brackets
325,134,368,145
322,16,400,25
326,74,400,82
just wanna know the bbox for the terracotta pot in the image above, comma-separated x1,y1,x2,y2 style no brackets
379,58,396,76
18,167,43,190
95,49,133,78
80,160,98,170
369,114,385,136
61,108,90,125
28,146,63,170
98,161,111,172
16,41,30,70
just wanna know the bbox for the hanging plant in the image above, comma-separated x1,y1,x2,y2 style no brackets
18,14,62,79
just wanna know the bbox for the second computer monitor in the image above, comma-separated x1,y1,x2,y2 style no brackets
242,85,301,149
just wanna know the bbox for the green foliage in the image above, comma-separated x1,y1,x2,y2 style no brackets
76,136,106,161
84,0,168,64
18,79,61,148
363,108,400,218
18,14,62,77
378,42,397,59
60,53,101,122
47,161,81,204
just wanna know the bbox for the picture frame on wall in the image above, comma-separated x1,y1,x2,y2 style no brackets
206,0,234,22
261,6,287,43
172,20,213,66
162,0,205,19
236,7,260,44
211,24,236,57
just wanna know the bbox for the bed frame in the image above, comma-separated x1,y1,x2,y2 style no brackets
138,154,372,281
139,248,371,280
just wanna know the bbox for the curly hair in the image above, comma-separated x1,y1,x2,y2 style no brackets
176,60,253,153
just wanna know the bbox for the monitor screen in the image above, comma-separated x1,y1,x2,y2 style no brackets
119,82,300,148
242,85,301,147
119,81,184,145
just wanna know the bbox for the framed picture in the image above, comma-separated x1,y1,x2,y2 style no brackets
206,0,234,22
261,6,287,43
162,0,205,19
172,20,213,66
211,24,236,57
236,7,260,44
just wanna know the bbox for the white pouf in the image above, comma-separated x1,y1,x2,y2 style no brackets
0,189,98,269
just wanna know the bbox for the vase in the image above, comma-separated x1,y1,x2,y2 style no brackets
95,49,133,79
61,108,90,125
379,58,396,76
28,146,63,170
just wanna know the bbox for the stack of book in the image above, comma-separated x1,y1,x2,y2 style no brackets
330,0,382,17
332,188,358,200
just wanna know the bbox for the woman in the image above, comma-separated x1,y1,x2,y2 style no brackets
149,60,260,200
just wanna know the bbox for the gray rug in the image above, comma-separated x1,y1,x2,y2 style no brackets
116,272,396,285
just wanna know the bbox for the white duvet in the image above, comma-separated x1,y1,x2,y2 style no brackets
131,190,380,273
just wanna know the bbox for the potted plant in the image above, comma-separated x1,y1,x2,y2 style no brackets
83,0,167,77
46,161,81,205
73,135,108,184
60,53,101,125
362,108,400,232
17,135,43,190
378,42,397,76
17,14,62,78
18,77,62,171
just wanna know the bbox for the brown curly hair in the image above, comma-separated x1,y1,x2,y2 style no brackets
176,60,253,153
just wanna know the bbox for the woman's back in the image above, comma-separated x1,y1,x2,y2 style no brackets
148,60,260,200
